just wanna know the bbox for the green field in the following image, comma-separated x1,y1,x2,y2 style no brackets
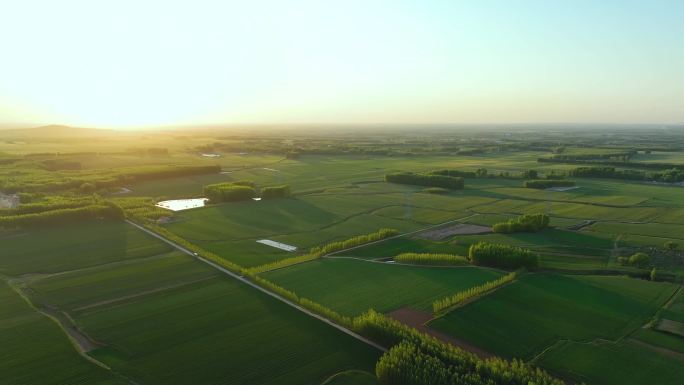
4,221,381,385
538,340,684,385
79,277,380,385
0,220,171,275
263,258,503,316
429,274,676,359
28,251,219,312
0,281,124,385
4,126,684,385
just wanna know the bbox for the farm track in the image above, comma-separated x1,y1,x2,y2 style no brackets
3,277,141,385
126,220,388,353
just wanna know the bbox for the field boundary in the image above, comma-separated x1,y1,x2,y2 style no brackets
324,214,478,257
126,220,388,353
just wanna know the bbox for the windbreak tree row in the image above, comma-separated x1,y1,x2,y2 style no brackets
393,253,469,266
385,172,464,189
468,242,539,269
492,213,550,233
355,310,564,385
432,270,519,314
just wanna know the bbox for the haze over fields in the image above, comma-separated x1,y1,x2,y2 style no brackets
1,0,683,129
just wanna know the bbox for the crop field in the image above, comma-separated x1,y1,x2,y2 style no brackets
587,222,684,241
537,340,684,385
5,221,380,385
27,251,220,312
78,277,380,385
263,258,503,316
4,126,684,385
0,220,171,275
0,281,123,385
429,274,676,359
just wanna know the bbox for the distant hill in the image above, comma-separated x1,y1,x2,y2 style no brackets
0,124,114,137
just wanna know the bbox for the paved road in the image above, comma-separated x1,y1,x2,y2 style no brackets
126,220,387,352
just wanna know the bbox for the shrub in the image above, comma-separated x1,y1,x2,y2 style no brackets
468,242,538,269
629,252,651,268
394,253,468,266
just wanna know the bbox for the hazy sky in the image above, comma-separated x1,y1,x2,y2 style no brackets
0,0,682,128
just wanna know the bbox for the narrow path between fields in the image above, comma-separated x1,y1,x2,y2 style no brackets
126,220,387,353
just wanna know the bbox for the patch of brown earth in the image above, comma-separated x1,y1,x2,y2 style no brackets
387,306,493,359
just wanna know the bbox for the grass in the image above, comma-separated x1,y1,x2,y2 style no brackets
538,339,684,385
0,219,171,275
262,258,503,316
79,277,380,385
0,281,123,385
428,274,676,359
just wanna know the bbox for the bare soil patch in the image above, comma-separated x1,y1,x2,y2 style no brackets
417,224,491,240
387,307,493,358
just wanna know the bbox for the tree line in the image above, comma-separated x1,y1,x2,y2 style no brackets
394,253,468,266
537,157,684,171
355,310,564,385
203,181,257,203
385,172,464,189
204,181,292,203
468,242,539,269
568,166,684,183
261,185,291,199
492,213,550,233
309,228,399,257
523,179,575,189
0,203,124,228
432,270,519,314
431,168,541,180
1,164,221,193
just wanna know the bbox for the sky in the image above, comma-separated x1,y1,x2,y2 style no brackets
0,0,682,128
